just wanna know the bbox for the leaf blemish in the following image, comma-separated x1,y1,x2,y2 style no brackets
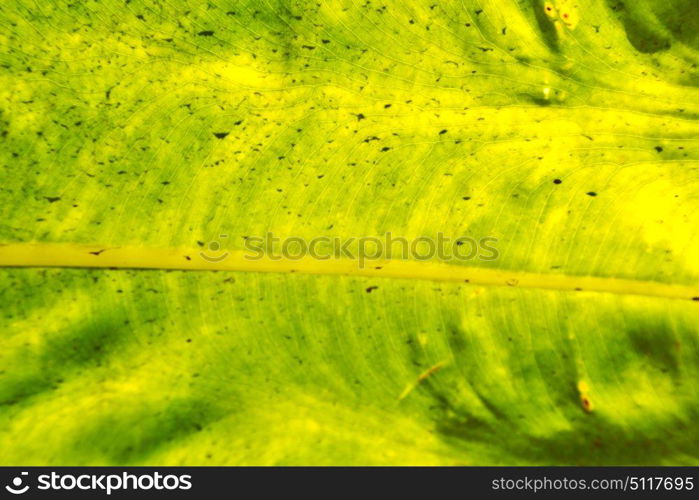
578,381,594,413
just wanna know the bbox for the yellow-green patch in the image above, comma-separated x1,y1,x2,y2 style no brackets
0,0,698,465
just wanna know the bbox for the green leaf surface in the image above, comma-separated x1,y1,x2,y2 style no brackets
1,0,698,465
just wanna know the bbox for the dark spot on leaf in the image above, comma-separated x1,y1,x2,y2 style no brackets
366,286,379,293
655,146,663,153
44,196,61,203
586,192,597,197
581,396,592,413
553,179,562,184
198,31,214,36
214,132,229,139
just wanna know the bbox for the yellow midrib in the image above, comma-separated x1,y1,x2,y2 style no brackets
1,243,698,301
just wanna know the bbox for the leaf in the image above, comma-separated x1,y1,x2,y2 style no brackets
0,0,698,465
